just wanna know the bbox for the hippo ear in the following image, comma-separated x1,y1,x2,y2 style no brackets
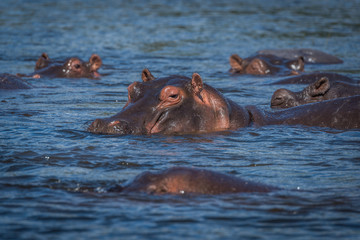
191,73,203,96
295,56,305,71
310,77,330,96
35,53,50,70
89,54,102,71
141,68,155,82
287,56,305,72
41,53,49,60
229,54,243,72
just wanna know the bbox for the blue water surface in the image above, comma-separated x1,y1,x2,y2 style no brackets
1,0,360,239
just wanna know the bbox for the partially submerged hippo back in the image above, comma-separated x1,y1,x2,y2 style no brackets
0,73,32,89
248,95,360,130
272,72,356,85
112,167,275,195
271,77,360,109
229,53,304,76
30,53,102,79
257,48,343,64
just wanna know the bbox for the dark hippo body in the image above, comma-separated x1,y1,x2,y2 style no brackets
272,72,356,85
110,167,275,195
25,53,102,79
0,73,32,89
249,96,359,129
257,48,343,64
88,69,360,134
271,77,360,109
229,53,304,76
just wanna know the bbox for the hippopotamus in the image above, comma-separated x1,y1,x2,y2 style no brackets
271,72,356,85
229,53,304,76
271,77,360,109
257,48,343,64
23,53,102,79
88,69,360,134
109,167,275,195
0,73,32,89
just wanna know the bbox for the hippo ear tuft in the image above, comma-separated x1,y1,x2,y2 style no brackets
191,73,203,95
41,53,49,60
229,54,243,72
310,77,330,96
141,68,155,82
296,56,305,71
89,54,102,71
35,53,50,70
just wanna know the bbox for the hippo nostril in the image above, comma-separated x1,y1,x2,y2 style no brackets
90,119,133,135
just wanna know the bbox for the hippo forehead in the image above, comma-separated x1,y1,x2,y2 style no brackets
135,76,193,95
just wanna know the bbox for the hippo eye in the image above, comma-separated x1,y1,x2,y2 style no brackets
169,94,179,99
74,64,81,69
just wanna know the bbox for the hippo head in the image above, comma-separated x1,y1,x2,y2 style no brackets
229,54,304,75
113,167,275,195
270,88,299,109
271,77,331,109
120,168,190,194
88,69,241,135
120,167,220,194
229,54,274,75
32,53,102,78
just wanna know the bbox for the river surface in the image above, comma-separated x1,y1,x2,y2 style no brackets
1,0,360,239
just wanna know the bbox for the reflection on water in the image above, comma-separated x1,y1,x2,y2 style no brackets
1,0,360,239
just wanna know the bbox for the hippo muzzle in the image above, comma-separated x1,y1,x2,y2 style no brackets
88,118,140,135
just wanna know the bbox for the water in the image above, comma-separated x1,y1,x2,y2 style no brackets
1,0,360,239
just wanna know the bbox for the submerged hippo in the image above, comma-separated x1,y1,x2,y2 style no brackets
271,77,360,109
272,72,356,85
0,73,32,89
110,167,275,195
23,53,102,79
229,53,304,76
257,48,343,64
88,69,360,134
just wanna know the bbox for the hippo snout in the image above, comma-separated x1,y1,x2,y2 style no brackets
88,118,133,135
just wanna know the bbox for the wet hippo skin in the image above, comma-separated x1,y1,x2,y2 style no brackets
271,77,360,109
110,167,275,195
257,48,343,64
88,69,360,134
272,72,356,85
229,53,304,76
0,73,32,89
24,53,102,79
248,95,359,129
